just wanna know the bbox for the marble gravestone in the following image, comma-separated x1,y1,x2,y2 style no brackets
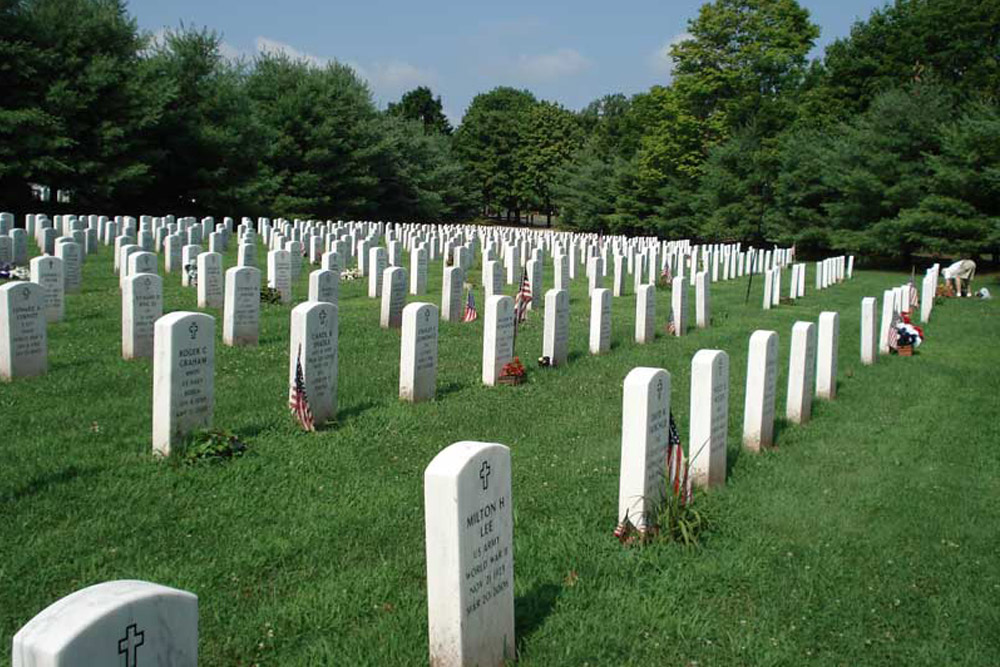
11,580,198,667
441,266,464,323
786,321,817,425
424,441,515,667
196,251,224,309
122,273,163,360
1,282,47,382
589,288,611,355
690,349,729,489
152,312,215,456
671,276,687,336
410,246,428,295
289,301,338,427
380,266,407,329
223,266,261,347
617,367,670,533
861,297,877,365
400,302,439,402
482,295,514,386
742,330,778,452
368,246,388,298
55,241,82,293
634,284,655,344
542,288,569,367
695,271,710,328
267,249,292,304
308,268,339,305
815,311,839,400
30,256,64,323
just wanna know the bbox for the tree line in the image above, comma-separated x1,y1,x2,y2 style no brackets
1,0,998,259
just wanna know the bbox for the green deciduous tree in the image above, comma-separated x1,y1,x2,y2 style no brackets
387,86,452,135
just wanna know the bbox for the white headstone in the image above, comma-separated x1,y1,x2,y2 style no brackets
289,301,338,426
380,266,407,329
152,312,215,456
122,274,163,360
55,241,82,293
29,256,64,323
786,321,816,425
634,284,655,344
309,268,338,305
196,251,224,309
690,349,728,489
441,266,464,323
589,288,611,354
400,302,439,402
1,282,46,381
424,441,515,667
695,271,710,328
267,249,292,304
223,266,261,346
815,311,839,400
482,295,514,386
410,246,428,295
742,330,778,452
368,246,388,298
11,580,197,667
542,288,569,366
861,297,877,365
617,367,670,532
670,276,687,336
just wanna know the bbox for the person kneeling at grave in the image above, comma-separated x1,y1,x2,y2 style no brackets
942,259,976,297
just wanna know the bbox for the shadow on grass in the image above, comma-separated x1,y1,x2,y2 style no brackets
337,399,378,423
515,582,561,653
2,464,101,503
436,381,467,400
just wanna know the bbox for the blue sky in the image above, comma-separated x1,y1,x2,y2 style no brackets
130,0,889,124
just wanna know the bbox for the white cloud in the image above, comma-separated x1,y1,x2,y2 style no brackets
512,48,591,81
255,36,328,67
650,32,692,80
218,41,244,62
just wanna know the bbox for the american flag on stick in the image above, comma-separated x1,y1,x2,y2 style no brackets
666,308,676,336
887,311,902,350
462,288,478,323
668,412,691,505
289,343,315,432
909,282,919,308
661,263,672,284
514,268,532,324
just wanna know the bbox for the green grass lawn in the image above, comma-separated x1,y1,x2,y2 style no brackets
2,240,998,666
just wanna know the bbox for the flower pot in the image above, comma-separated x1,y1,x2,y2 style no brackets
897,344,913,357
497,374,525,386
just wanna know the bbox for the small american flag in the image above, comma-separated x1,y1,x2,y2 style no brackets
462,288,478,323
887,311,902,350
909,282,919,308
514,268,532,324
613,510,635,543
289,343,315,432
661,264,672,283
668,412,691,505
666,309,676,336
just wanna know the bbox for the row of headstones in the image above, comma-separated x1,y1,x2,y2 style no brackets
619,314,839,529
860,267,939,364
761,255,855,311
9,301,837,666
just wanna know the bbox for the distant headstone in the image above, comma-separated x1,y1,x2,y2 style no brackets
424,441,515,667
380,266,407,329
30,256,64,323
634,284,655,344
400,302,439,402
742,330,778,452
410,246,428,295
695,271,710,328
482,295,515,386
671,276,687,336
542,288,569,366
122,273,163,360
289,301,338,426
267,249,292,303
786,321,816,425
309,268,339,305
690,349,728,489
815,311,839,400
368,246,388,298
441,266,464,323
1,282,46,381
617,367,670,532
11,580,198,667
238,242,257,268
589,288,611,354
152,312,215,456
55,240,82,293
181,245,202,287
196,251,224,309
223,266,261,347
861,297,877,365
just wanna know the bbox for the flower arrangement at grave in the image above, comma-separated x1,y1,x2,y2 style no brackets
340,268,362,281
895,314,923,355
537,355,551,368
0,263,29,282
498,357,526,385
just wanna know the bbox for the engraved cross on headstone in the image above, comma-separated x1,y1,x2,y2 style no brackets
479,461,491,491
656,378,663,402
189,322,199,340
118,623,145,667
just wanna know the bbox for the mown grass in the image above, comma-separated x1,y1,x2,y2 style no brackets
1,239,998,666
